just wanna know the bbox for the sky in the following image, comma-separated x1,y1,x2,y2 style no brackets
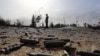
0,0,100,26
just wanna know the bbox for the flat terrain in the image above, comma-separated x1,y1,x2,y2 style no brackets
0,26,100,56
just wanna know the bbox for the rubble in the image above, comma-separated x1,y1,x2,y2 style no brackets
0,43,23,54
93,50,100,54
78,51,100,56
47,35,55,37
0,27,100,56
44,37,58,40
64,46,76,56
27,53,52,56
20,38,39,45
44,40,67,48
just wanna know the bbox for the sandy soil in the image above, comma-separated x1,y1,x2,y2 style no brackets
0,26,100,56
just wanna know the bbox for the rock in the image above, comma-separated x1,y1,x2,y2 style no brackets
0,35,8,38
25,32,29,36
93,50,100,54
2,48,10,54
44,38,58,40
10,44,22,51
20,38,39,45
27,52,52,56
0,43,23,54
48,35,55,37
44,40,67,48
78,51,100,56
57,39,70,42
0,49,6,54
64,46,76,56
77,42,81,47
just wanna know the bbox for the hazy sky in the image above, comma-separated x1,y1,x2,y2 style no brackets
0,0,100,26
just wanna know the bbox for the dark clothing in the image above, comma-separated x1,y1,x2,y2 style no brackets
45,15,49,28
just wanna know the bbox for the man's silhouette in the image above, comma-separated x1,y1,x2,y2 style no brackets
45,14,49,28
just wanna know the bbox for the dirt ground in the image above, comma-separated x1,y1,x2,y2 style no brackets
0,26,100,56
